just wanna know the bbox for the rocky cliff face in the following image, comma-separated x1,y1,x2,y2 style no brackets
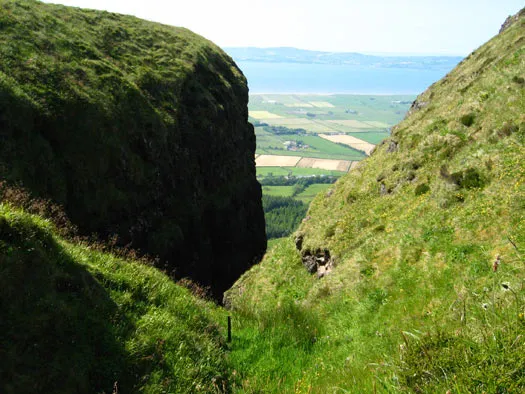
0,0,266,298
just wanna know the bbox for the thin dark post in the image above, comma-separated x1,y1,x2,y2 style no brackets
227,316,232,343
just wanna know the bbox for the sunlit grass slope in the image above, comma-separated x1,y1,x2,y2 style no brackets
0,203,229,393
225,9,525,393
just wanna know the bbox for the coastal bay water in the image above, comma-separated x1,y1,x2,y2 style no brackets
237,61,455,94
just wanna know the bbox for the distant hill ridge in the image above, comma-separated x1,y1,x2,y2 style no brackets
225,46,463,69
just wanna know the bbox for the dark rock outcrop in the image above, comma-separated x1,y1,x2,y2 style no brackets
500,8,525,33
0,0,266,299
299,247,334,279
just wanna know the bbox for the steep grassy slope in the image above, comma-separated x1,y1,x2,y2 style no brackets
0,202,231,393
0,0,266,298
225,9,525,393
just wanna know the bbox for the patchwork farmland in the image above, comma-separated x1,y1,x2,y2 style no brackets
250,93,414,178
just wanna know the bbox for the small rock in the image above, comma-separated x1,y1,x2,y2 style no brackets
303,255,318,273
386,140,398,153
317,265,327,279
295,234,304,251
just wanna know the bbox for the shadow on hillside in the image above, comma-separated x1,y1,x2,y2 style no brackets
0,216,136,393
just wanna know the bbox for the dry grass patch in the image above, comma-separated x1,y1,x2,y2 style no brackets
249,111,283,119
309,101,335,108
256,155,302,167
350,161,361,170
296,158,351,171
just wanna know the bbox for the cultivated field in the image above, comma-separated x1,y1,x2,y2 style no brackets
309,101,335,108
262,184,333,204
327,119,375,129
249,111,283,119
256,155,302,167
319,134,376,156
256,166,346,178
251,94,414,178
296,157,352,171
256,155,353,172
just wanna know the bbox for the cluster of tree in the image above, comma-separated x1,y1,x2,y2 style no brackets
262,195,308,239
260,175,338,187
263,125,307,135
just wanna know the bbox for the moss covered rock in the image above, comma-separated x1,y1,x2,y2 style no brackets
0,0,266,298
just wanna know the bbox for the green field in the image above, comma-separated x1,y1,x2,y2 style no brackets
261,183,334,205
261,185,295,197
256,166,346,178
295,183,332,203
251,94,414,180
255,128,366,160
249,94,413,128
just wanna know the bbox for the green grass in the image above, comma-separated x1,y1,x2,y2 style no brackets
261,185,295,197
2,2,524,393
0,0,266,300
249,94,414,125
252,94,411,164
295,183,332,204
257,166,346,178
0,203,230,393
226,11,525,393
256,131,366,160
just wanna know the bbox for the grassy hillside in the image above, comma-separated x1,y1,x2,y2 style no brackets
225,9,525,393
0,0,266,298
0,201,230,393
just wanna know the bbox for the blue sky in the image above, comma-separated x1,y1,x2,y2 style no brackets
42,0,523,55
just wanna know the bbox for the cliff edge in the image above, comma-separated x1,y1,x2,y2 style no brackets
0,0,266,298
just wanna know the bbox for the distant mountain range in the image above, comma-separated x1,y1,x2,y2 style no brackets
224,47,463,70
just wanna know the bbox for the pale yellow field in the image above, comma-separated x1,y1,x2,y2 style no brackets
255,155,352,171
284,103,314,108
295,157,315,168
309,101,335,108
301,122,338,133
363,121,390,128
255,155,302,167
319,134,376,156
327,120,375,128
296,157,352,172
249,111,283,119
350,161,361,170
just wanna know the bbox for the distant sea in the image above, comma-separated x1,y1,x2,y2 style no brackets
236,61,454,95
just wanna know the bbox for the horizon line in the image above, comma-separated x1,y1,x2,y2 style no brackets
223,46,466,58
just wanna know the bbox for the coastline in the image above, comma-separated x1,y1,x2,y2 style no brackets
248,92,418,96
